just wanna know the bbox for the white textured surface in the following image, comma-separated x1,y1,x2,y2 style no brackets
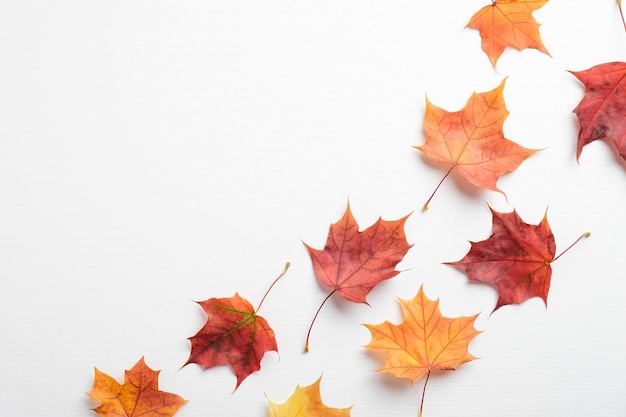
0,1,625,416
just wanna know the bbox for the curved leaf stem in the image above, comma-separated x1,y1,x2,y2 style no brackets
256,262,290,313
419,370,431,417
619,0,626,32
423,165,455,211
304,289,337,352
553,232,590,262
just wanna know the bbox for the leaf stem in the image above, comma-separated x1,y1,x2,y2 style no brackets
422,165,455,211
619,0,626,32
419,370,431,417
256,262,290,313
304,289,336,352
552,232,590,262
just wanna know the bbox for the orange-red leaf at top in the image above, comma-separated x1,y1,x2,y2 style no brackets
267,376,352,417
184,293,277,388
569,62,626,163
446,207,589,311
364,285,480,416
88,357,186,417
304,203,412,304
467,0,551,66
416,78,538,210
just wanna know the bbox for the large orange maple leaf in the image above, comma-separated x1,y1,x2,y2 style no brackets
88,357,187,417
467,0,551,66
364,285,480,417
267,376,352,417
446,207,589,311
569,62,626,163
303,203,412,351
415,78,538,210
184,264,289,388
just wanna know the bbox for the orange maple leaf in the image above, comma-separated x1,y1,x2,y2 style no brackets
467,0,551,66
267,376,352,417
364,285,481,416
415,78,538,210
88,357,187,417
303,203,412,351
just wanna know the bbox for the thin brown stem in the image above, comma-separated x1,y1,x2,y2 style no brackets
422,165,455,211
304,290,336,352
418,370,431,417
256,262,290,313
553,232,590,262
619,1,626,32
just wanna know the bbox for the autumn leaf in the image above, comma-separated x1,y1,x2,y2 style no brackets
302,203,412,351
267,376,352,417
184,263,289,388
364,285,481,417
467,0,551,66
446,207,589,311
415,78,538,210
88,357,186,417
569,61,626,163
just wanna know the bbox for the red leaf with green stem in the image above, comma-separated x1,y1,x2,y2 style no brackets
184,262,289,389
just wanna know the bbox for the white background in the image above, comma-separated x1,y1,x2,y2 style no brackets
1,1,625,416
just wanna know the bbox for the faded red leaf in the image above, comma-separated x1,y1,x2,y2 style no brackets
267,376,352,417
88,357,186,417
416,78,538,210
467,0,551,66
569,62,626,162
446,207,589,311
364,285,480,416
184,264,289,388
302,203,412,351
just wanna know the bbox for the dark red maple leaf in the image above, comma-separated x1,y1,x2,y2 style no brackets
569,61,626,162
446,207,589,311
302,203,412,351
184,264,289,388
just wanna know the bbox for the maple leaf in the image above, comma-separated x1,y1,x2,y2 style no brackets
302,203,412,351
415,78,538,210
267,376,352,417
88,357,186,417
184,263,289,388
467,0,551,67
446,207,589,311
363,285,481,417
569,62,626,163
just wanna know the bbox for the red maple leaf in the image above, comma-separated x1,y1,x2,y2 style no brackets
446,207,589,311
302,203,412,351
569,62,626,163
184,264,289,388
88,357,187,417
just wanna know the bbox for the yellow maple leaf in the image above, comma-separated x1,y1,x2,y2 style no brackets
268,376,352,417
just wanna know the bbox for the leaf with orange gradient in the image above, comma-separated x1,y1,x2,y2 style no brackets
88,357,186,417
446,207,589,312
569,62,626,163
302,203,412,351
415,78,538,210
467,0,551,66
364,285,480,416
267,376,352,417
184,263,289,389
